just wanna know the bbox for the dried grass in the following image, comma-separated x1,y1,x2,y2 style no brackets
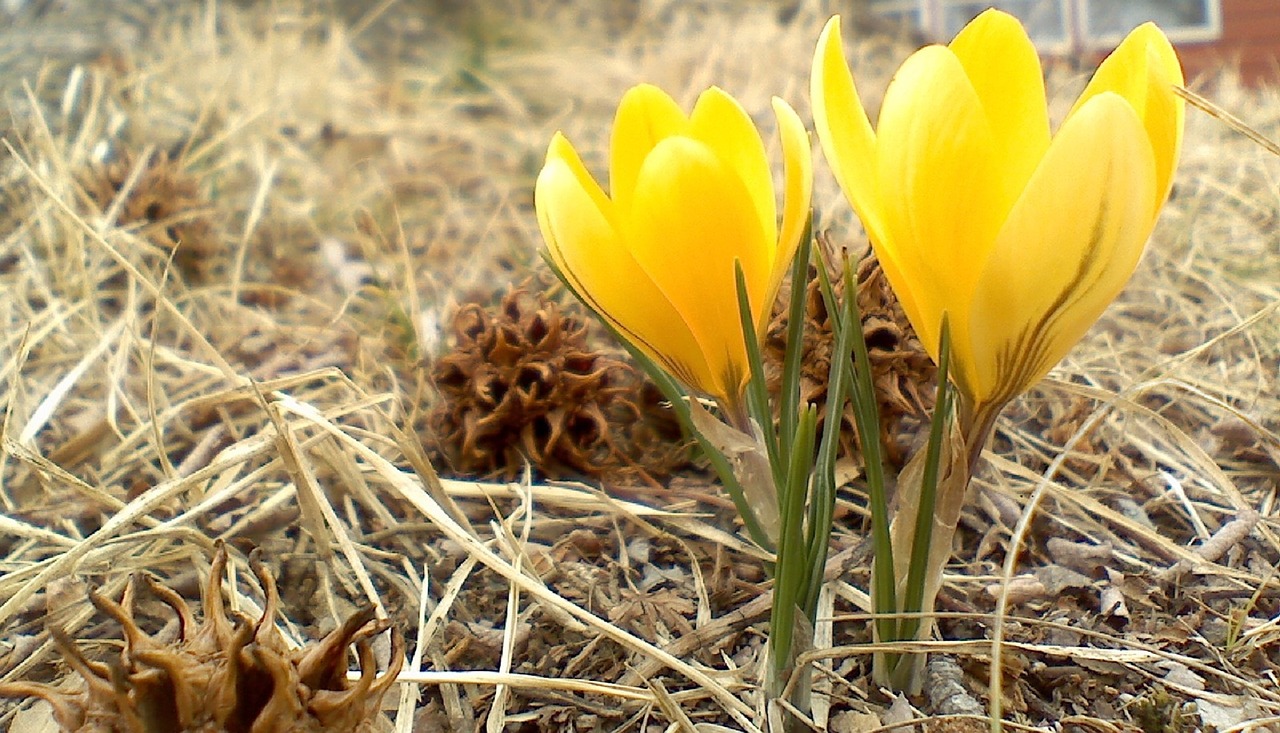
1,1,1278,730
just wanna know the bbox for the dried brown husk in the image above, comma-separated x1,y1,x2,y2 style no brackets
0,542,403,733
764,235,937,467
428,287,684,482
80,148,220,283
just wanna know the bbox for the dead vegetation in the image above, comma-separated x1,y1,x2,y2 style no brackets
427,286,684,483
0,1,1278,731
0,542,403,732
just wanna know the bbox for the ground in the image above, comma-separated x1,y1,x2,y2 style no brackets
0,1,1279,731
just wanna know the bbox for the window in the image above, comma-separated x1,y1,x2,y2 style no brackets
869,0,924,29
867,0,1223,51
940,0,1069,47
1079,0,1222,45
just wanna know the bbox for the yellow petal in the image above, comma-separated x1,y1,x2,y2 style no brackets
1069,23,1184,207
948,9,1050,211
812,15,929,363
689,87,776,250
609,84,688,213
965,92,1157,406
810,16,885,245
874,44,999,360
762,95,813,333
535,138,715,394
627,136,772,401
545,133,616,228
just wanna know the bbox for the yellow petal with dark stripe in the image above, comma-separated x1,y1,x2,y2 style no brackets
810,9,1183,415
966,93,1156,404
536,138,715,394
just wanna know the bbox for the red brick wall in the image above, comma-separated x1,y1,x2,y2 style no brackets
1177,0,1280,86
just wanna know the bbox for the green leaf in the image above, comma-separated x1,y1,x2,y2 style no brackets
899,316,956,643
770,404,818,691
802,247,855,619
734,261,782,489
779,216,814,473
818,250,898,646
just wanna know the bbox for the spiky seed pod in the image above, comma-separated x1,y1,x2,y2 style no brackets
81,149,218,282
428,288,683,481
0,542,403,733
765,236,937,467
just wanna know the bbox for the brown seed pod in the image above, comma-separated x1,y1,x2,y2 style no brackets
427,287,684,482
765,234,937,467
0,542,403,732
81,149,219,283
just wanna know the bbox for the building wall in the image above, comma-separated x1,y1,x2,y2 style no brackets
862,0,1280,86
1177,0,1280,85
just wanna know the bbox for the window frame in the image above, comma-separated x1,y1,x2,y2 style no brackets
870,0,1224,51
935,0,1073,51
868,0,926,27
1076,0,1223,47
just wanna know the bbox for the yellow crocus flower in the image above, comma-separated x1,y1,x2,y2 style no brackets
535,84,812,407
812,10,1184,423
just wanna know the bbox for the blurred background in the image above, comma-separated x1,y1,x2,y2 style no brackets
860,0,1277,85
1,0,1276,86
0,2,1278,729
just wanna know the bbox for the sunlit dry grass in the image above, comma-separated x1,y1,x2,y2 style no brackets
0,1,1278,730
